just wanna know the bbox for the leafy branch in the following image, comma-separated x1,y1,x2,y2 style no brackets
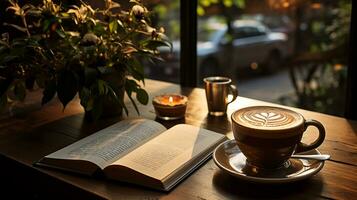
0,0,171,120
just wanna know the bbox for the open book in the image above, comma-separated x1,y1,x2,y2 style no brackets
36,119,226,191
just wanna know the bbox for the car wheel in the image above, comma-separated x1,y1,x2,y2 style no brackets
263,50,281,74
199,58,219,83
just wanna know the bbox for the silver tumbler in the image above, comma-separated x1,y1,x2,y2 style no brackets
204,77,238,116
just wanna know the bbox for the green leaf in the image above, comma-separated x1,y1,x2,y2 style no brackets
97,79,108,95
143,40,172,51
57,69,79,110
93,24,106,35
56,29,66,38
14,82,26,101
61,12,70,18
3,23,27,33
106,84,118,99
117,20,124,29
42,19,51,31
125,79,139,96
105,83,128,115
41,79,56,105
11,39,26,47
126,92,139,115
126,58,145,83
79,87,90,108
129,67,145,84
109,20,118,33
96,67,106,74
118,95,129,116
125,79,140,115
86,98,94,111
136,88,148,105
129,0,142,4
89,18,97,26
91,98,103,121
66,31,80,37
80,87,94,111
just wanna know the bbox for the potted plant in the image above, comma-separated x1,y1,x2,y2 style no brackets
0,0,171,120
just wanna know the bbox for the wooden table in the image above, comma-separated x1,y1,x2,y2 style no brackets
1,79,356,199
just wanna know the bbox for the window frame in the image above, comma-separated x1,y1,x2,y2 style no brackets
180,0,356,119
345,1,356,119
180,0,197,87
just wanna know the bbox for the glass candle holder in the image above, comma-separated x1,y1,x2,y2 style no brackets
152,94,188,120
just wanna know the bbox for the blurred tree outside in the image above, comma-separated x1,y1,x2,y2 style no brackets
197,0,351,116
149,0,180,40
198,0,246,33
198,0,246,77
145,0,351,116
280,0,351,116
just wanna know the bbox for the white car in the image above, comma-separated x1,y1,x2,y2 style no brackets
155,20,291,81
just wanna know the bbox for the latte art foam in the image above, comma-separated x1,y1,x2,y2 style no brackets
232,106,304,131
241,110,294,127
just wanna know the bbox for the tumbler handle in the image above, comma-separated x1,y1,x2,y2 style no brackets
228,84,238,104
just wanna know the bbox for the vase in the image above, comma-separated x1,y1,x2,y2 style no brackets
85,70,125,121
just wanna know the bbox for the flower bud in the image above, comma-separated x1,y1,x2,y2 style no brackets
81,33,101,46
132,5,145,20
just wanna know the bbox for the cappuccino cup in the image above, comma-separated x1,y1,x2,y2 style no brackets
231,106,325,169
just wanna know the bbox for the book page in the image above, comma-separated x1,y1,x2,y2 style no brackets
44,118,166,169
112,124,225,180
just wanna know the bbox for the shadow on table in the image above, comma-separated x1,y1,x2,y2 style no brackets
346,120,357,136
212,170,324,199
201,114,232,135
155,117,186,129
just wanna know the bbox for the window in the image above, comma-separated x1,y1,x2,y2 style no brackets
144,0,181,83
194,0,352,117
234,26,266,39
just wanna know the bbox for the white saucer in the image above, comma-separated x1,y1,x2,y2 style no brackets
213,140,325,183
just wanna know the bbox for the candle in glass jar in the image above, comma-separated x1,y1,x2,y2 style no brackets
152,94,188,120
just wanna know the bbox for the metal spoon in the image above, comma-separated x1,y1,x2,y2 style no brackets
291,154,331,161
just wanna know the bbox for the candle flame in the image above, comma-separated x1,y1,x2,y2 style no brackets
169,96,174,104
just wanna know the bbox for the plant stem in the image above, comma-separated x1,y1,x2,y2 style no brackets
21,16,31,38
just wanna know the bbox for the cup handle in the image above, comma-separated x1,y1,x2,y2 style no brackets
228,84,238,104
295,119,326,153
